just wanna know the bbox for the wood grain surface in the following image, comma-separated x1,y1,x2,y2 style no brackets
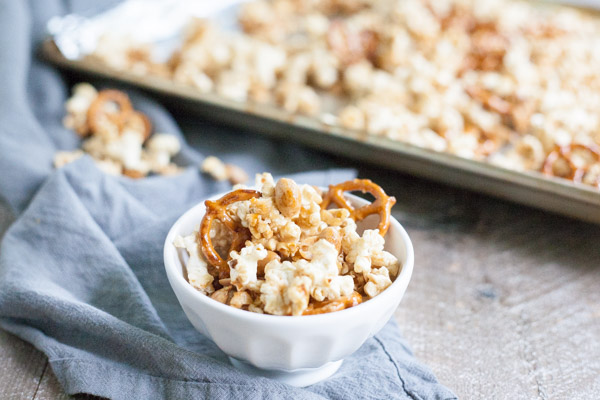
1,164,599,399
391,188,600,400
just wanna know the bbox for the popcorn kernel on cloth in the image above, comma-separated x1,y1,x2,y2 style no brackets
57,85,250,184
174,173,400,316
201,155,249,185
55,83,182,178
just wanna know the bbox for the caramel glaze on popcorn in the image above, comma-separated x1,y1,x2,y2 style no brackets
175,173,401,316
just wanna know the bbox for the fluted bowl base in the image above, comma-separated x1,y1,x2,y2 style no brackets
229,357,343,387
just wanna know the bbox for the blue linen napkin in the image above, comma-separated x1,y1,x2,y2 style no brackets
0,1,457,399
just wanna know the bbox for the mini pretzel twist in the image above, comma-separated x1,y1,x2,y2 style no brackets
321,179,396,235
542,144,600,183
302,291,363,315
199,189,261,279
87,89,152,140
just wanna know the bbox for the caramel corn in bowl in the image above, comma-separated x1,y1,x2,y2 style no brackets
163,173,414,386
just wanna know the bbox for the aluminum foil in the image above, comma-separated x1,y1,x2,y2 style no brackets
47,0,246,60
47,0,600,61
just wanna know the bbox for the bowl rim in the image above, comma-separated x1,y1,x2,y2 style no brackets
163,188,414,325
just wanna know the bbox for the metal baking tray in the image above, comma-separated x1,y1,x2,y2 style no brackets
40,4,600,225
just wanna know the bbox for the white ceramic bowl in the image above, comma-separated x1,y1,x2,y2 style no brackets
164,190,414,386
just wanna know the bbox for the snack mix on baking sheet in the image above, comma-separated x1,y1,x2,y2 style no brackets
54,83,182,178
174,173,400,316
86,0,600,188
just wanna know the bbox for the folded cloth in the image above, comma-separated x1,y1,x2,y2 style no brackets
0,1,457,399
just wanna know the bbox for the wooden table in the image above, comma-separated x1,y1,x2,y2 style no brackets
1,132,599,399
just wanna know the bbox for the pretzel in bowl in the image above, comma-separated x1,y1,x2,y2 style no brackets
542,144,600,183
87,89,152,140
199,189,261,279
302,291,363,315
321,179,396,235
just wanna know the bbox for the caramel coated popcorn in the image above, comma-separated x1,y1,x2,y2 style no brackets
55,83,182,178
174,173,401,316
87,0,600,188
56,84,250,183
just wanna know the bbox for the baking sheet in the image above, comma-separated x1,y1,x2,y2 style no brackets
41,1,600,224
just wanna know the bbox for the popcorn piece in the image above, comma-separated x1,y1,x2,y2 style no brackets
275,178,301,218
338,105,365,131
297,239,354,302
343,62,374,95
104,130,146,170
275,82,320,116
345,228,400,278
345,229,379,275
260,260,298,315
321,208,351,226
94,159,122,176
295,184,324,236
173,63,214,93
53,150,84,168
63,83,98,136
226,164,249,185
211,286,233,304
201,156,228,181
145,133,181,174
248,304,265,314
255,172,276,197
286,276,312,316
174,233,214,294
229,290,254,309
364,267,393,298
146,133,181,156
216,70,250,102
201,156,249,185
229,243,268,291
